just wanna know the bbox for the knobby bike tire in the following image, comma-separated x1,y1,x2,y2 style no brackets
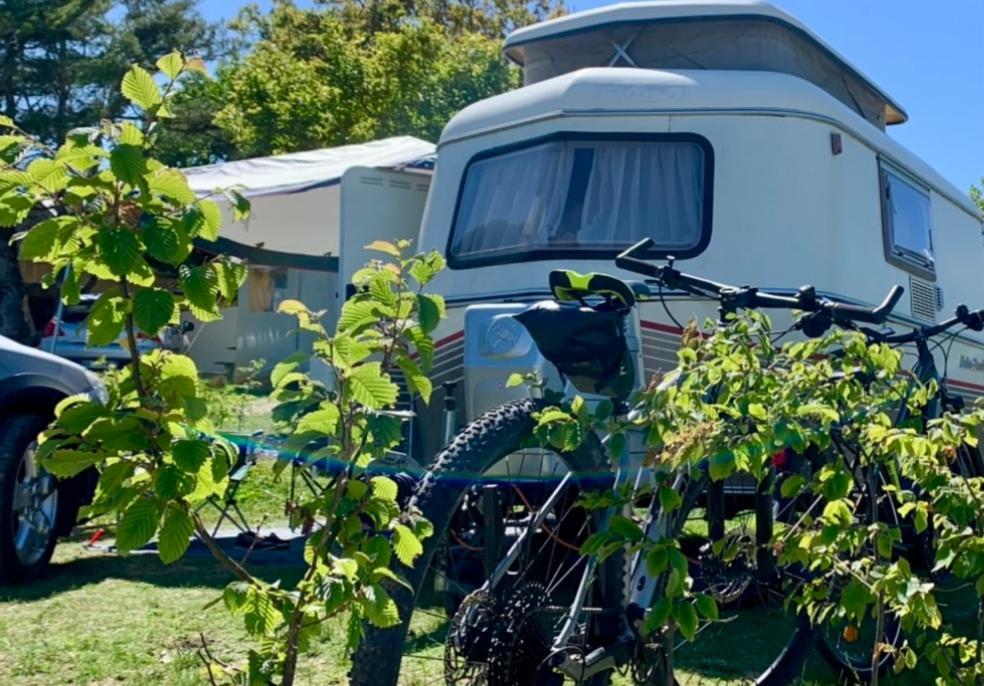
349,398,623,686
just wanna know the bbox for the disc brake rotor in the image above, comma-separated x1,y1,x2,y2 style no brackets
444,590,498,685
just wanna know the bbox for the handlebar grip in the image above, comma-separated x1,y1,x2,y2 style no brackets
615,238,659,277
829,285,903,324
871,284,905,323
617,238,655,261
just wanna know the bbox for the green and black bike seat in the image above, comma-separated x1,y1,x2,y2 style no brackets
548,270,650,310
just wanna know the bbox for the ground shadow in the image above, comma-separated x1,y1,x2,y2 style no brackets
0,537,304,603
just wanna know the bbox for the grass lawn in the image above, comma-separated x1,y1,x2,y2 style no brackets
0,401,958,684
0,529,960,685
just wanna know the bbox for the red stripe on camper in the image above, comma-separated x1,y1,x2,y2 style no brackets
434,330,465,349
943,377,984,393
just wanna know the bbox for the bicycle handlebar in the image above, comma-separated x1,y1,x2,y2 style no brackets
615,238,902,328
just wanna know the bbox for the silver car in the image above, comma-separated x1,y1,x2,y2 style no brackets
0,335,106,583
40,294,159,368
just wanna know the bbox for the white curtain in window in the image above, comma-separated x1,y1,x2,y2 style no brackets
452,143,575,256
580,142,704,247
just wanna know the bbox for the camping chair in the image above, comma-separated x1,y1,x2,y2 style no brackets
194,431,261,538
286,408,422,533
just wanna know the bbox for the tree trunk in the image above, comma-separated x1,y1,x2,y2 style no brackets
0,238,31,343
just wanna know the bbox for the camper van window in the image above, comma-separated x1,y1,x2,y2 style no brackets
448,135,711,267
881,164,934,274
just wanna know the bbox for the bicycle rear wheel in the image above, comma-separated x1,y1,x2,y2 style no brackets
349,398,624,686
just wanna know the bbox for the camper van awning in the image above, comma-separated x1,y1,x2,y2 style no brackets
503,0,907,130
183,136,436,198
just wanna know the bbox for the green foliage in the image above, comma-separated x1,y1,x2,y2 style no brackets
0,0,220,150
211,238,443,683
214,2,530,157
971,180,983,217
540,311,984,682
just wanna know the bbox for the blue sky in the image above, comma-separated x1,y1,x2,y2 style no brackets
200,0,983,195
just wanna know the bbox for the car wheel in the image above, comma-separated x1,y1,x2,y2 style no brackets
0,414,60,585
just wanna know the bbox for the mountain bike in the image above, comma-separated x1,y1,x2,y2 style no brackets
350,238,983,686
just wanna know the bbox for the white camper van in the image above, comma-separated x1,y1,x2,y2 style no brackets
393,0,984,461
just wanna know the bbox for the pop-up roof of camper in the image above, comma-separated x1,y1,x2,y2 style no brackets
502,0,906,131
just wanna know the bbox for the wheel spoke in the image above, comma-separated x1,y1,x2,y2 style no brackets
12,481,31,511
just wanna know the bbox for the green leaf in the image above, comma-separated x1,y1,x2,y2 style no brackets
43,449,105,478
211,259,247,301
644,597,672,635
119,122,144,146
346,363,399,410
180,265,219,320
97,228,141,276
223,581,251,612
370,476,399,503
133,288,174,335
365,583,401,628
747,403,767,422
417,293,445,333
172,439,210,472
195,199,222,240
225,189,250,221
708,451,735,481
841,580,871,621
0,114,13,127
121,65,162,110
109,144,146,186
780,474,807,499
392,523,423,567
26,158,68,193
157,506,194,564
57,402,106,434
0,193,34,227
159,354,199,399
506,373,525,388
143,218,189,264
695,593,719,620
673,600,699,641
86,291,126,346
822,499,853,527
645,546,669,575
154,465,194,500
659,486,682,512
365,240,400,257
116,497,161,552
271,352,310,388
148,168,195,203
609,514,643,542
296,405,340,436
17,219,60,260
796,403,840,424
156,51,184,79
397,358,432,404
242,587,281,636
338,299,379,334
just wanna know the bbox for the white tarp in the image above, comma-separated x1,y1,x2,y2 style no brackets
183,136,436,198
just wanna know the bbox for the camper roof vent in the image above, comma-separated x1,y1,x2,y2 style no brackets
909,276,937,323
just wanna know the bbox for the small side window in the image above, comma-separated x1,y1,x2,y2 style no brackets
880,162,934,278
